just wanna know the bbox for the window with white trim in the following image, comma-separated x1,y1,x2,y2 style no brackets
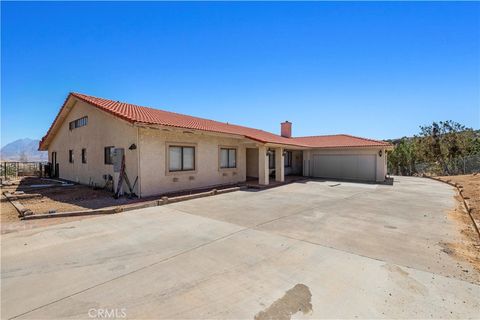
169,146,195,172
220,148,236,169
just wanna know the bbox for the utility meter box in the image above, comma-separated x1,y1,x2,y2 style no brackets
113,148,125,172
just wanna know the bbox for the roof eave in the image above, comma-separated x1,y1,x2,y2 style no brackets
39,93,78,151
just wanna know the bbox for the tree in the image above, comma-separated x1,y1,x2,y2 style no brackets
418,121,475,174
388,120,479,176
387,138,418,175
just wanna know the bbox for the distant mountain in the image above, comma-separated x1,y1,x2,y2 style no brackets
0,138,47,162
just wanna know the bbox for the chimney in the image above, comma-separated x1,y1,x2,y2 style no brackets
281,121,292,138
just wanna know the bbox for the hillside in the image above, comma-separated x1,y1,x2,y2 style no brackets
0,138,47,162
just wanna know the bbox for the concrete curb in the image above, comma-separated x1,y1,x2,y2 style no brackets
425,175,480,239
20,186,245,220
20,207,119,220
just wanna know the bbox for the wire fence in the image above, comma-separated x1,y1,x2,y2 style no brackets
0,161,47,180
389,154,480,176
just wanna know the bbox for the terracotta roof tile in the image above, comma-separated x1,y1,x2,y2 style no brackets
39,92,392,150
293,134,392,148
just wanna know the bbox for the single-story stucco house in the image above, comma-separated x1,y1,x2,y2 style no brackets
39,92,393,197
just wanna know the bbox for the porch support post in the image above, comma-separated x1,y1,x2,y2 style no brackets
275,147,285,182
258,145,269,185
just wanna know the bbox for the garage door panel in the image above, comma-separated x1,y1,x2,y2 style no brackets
357,155,376,180
312,154,376,181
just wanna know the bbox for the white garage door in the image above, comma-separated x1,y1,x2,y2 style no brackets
312,154,376,181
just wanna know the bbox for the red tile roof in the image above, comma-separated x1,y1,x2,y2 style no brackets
39,92,392,150
293,134,392,148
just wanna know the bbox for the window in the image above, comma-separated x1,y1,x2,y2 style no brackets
69,116,88,130
220,148,236,169
269,151,275,169
284,151,292,168
104,146,115,165
82,148,87,163
169,146,195,171
69,150,74,163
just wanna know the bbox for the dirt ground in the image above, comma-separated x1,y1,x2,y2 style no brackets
0,177,139,233
17,185,137,213
436,174,480,224
1,199,20,223
435,174,480,273
2,178,137,214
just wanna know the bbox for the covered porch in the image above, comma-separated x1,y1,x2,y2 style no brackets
245,145,304,186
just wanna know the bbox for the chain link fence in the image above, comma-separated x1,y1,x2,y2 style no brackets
389,154,480,176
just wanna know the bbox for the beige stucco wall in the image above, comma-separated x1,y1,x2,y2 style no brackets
303,147,387,182
138,128,247,197
47,100,140,193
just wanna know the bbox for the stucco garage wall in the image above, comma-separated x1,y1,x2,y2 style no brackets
139,128,247,197
48,100,139,193
303,148,387,182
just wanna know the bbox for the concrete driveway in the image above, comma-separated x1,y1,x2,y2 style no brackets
2,177,479,319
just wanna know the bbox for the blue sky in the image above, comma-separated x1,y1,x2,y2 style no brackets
1,1,479,146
